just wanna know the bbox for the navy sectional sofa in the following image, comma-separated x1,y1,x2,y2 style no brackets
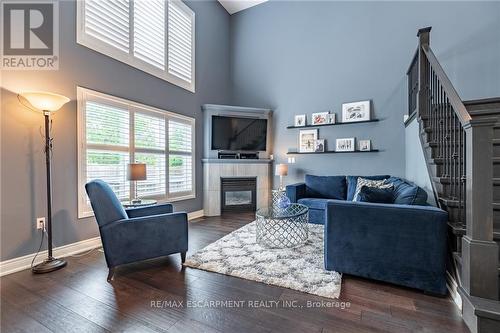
286,175,448,294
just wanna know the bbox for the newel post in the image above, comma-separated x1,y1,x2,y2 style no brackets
462,118,499,300
416,27,431,119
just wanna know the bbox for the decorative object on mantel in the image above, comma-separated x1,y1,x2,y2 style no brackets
275,163,288,190
342,100,371,123
184,222,342,299
311,112,329,125
18,91,70,274
359,140,372,151
299,129,318,153
315,139,325,152
294,114,306,127
336,138,355,152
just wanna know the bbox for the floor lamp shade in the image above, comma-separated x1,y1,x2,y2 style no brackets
20,91,70,112
19,91,70,274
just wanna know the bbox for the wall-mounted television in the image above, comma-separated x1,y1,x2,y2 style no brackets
211,115,268,151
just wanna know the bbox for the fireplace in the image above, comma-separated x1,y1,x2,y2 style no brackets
221,177,257,212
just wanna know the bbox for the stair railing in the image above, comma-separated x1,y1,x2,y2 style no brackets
409,27,498,300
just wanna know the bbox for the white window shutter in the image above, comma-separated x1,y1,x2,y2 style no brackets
168,120,194,195
83,0,130,53
168,0,195,90
134,0,165,70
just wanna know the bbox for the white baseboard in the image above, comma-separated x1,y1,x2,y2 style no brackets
188,209,204,220
0,210,205,277
0,236,102,277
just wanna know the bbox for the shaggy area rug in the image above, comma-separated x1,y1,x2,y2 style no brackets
184,222,342,299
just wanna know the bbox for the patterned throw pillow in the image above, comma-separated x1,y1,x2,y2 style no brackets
353,177,393,201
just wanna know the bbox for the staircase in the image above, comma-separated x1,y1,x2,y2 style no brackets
408,27,500,333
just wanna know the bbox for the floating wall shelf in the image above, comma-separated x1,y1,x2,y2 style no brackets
286,119,380,129
286,149,380,155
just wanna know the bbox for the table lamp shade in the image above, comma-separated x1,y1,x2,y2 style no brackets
127,163,147,181
20,91,70,112
275,164,288,176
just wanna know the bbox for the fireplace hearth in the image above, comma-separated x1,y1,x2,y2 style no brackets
221,177,257,212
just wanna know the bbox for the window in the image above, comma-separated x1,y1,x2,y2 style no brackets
77,87,195,218
77,0,195,92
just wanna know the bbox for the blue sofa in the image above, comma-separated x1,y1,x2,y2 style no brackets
286,175,448,294
86,180,188,281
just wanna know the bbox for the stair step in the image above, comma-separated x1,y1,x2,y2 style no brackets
494,203,500,211
449,222,500,241
494,178,500,186
494,157,500,164
439,197,462,208
493,139,500,146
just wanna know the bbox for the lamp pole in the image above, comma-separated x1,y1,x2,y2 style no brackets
32,111,67,273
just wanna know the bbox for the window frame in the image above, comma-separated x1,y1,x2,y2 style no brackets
77,87,196,219
76,0,195,93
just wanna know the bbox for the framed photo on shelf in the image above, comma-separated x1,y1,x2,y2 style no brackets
299,129,318,153
342,100,370,123
315,139,325,152
294,115,306,127
311,112,329,125
359,139,371,151
328,113,336,124
336,138,355,152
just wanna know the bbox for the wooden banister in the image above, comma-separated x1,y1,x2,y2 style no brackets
421,45,472,126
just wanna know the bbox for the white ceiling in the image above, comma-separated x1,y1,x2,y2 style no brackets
218,0,268,15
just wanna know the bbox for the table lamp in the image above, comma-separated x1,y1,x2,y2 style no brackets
19,91,70,274
275,163,288,191
127,163,147,203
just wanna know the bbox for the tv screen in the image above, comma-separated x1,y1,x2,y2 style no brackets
211,115,267,151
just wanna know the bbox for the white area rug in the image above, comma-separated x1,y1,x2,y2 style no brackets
184,222,342,299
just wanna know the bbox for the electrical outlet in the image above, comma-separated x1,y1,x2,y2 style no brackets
36,217,45,230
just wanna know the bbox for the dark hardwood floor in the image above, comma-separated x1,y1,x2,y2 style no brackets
1,213,469,333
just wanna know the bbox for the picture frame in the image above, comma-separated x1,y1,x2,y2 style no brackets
342,100,371,123
359,139,371,151
328,113,336,124
311,112,329,125
336,138,355,152
299,129,318,153
314,139,325,152
294,115,306,127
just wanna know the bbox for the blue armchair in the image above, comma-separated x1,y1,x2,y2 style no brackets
85,180,188,281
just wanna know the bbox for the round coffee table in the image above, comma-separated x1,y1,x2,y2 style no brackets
256,204,309,248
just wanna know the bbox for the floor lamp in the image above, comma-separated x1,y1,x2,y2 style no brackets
19,92,70,274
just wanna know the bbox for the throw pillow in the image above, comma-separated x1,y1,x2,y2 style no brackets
357,186,395,204
346,175,390,201
353,177,393,201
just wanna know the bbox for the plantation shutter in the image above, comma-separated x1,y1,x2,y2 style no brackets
83,0,130,53
134,112,167,197
85,100,130,200
167,0,195,87
168,119,194,195
133,0,165,69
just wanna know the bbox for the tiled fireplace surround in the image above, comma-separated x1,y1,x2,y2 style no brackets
202,160,272,216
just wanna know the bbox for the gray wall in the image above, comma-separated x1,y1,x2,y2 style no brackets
0,0,231,261
405,119,436,205
230,1,500,187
